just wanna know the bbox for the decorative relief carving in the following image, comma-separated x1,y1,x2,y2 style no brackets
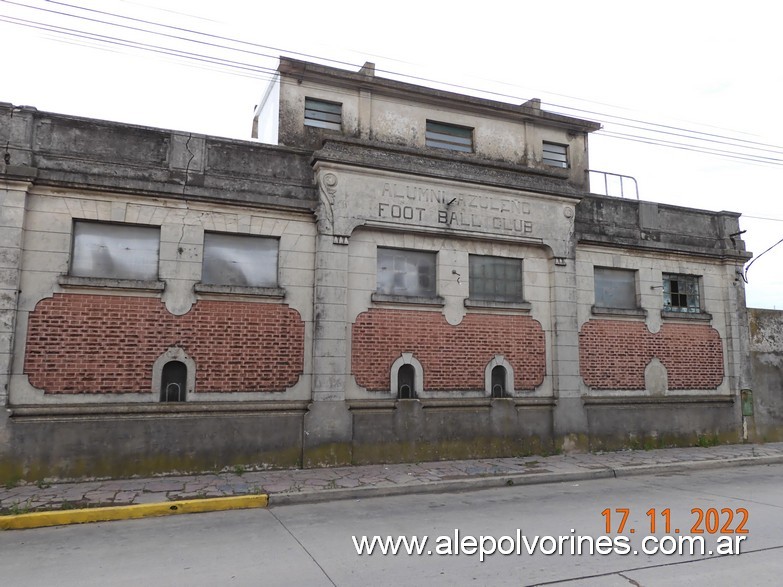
317,171,338,234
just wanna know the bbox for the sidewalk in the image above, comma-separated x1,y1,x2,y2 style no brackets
3,442,783,519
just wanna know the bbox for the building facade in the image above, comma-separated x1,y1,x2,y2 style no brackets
0,58,753,482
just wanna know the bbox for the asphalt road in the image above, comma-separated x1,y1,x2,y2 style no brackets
2,464,782,586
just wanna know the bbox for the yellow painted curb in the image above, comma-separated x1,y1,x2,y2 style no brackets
0,494,268,531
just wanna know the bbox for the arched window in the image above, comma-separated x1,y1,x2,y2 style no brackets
161,360,187,402
491,365,507,398
389,353,424,399
397,364,416,399
485,355,514,398
152,348,195,402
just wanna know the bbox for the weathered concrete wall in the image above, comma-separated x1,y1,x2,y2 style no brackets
576,195,748,258
0,102,317,209
350,400,554,463
274,58,599,189
0,91,759,483
585,396,739,451
749,309,783,441
0,405,306,482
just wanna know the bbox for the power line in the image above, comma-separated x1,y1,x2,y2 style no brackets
3,1,782,278
0,14,278,76
744,215,783,223
597,130,783,167
4,0,783,169
743,236,783,282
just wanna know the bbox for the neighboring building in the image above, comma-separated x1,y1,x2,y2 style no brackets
0,58,753,481
748,309,783,442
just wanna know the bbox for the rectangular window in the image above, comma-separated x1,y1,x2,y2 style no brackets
202,233,278,287
304,97,342,131
594,267,637,309
70,221,159,280
469,255,524,302
663,273,701,313
377,248,436,297
425,120,473,153
543,141,568,168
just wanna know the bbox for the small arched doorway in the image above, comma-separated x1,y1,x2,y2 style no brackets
397,363,416,399
491,365,507,398
160,360,187,402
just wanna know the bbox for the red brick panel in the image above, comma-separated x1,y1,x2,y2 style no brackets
351,309,546,391
24,294,304,393
579,320,724,390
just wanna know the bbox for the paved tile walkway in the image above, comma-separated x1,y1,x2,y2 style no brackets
2,442,782,514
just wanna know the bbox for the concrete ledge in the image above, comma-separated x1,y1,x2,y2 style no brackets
58,275,165,292
9,401,310,419
583,395,734,406
0,494,268,531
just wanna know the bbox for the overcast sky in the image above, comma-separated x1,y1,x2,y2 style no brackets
2,0,781,308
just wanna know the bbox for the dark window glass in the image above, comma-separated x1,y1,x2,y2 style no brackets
543,142,568,168
469,255,523,302
426,120,473,153
304,97,342,130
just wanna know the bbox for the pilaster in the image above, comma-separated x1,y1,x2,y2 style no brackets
0,179,32,406
549,258,589,451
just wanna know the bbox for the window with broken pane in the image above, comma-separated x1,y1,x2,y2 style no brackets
662,273,701,313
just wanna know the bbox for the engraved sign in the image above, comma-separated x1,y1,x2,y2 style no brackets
314,165,576,256
378,182,534,235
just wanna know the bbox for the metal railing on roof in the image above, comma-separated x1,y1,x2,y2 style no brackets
587,170,639,200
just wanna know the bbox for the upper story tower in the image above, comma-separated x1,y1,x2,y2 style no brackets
253,57,601,191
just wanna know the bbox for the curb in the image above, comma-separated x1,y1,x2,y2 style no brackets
270,468,616,506
271,455,783,506
0,494,268,531
3,455,781,529
611,454,783,478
